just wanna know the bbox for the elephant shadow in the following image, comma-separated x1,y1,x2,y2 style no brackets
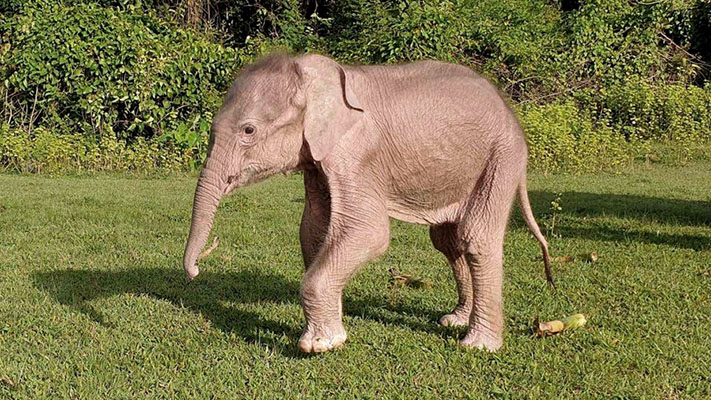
32,267,310,356
32,266,456,356
524,191,711,251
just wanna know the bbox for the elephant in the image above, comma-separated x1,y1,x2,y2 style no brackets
182,53,552,353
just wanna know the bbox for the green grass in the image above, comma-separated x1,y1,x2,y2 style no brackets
1,162,710,399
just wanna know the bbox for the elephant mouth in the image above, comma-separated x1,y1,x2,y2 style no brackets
223,165,271,195
223,174,241,195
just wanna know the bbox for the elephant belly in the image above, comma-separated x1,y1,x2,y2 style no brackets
386,200,462,225
384,171,478,225
378,135,487,225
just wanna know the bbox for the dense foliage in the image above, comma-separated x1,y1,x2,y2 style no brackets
1,1,247,171
1,0,710,173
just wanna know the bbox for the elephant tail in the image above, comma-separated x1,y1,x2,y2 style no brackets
518,178,555,289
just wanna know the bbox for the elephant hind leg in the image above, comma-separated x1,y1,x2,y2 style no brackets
457,156,524,352
430,223,472,327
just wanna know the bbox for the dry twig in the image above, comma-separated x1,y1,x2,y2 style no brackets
198,236,220,260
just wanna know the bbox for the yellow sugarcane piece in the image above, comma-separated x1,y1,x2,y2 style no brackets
536,314,587,337
536,320,565,336
579,252,599,263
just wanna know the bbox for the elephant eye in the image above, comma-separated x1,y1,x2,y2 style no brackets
244,125,255,135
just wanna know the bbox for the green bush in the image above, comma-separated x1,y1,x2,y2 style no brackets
519,102,640,174
668,0,711,73
2,0,711,174
0,1,242,146
324,0,469,64
323,0,562,83
0,124,193,173
603,79,711,142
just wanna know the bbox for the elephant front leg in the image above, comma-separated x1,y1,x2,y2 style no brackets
298,204,390,353
299,167,331,269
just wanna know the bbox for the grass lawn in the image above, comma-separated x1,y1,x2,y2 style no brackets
1,161,710,399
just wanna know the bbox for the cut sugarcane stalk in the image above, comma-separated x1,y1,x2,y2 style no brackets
536,313,587,337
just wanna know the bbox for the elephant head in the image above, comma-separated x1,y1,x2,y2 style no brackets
183,54,363,279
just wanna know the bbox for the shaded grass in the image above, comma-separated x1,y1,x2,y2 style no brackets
1,163,710,398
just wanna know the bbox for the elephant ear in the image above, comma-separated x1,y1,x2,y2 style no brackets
295,55,364,162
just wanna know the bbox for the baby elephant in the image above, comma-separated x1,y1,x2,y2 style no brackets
183,53,552,353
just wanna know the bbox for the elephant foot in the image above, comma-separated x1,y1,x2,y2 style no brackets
459,331,502,352
298,322,347,353
438,307,471,327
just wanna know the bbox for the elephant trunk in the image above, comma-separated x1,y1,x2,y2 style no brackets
183,164,225,279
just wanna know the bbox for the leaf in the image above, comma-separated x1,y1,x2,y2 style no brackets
0,376,15,388
187,130,199,147
389,268,431,289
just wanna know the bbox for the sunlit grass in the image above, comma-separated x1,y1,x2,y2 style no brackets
1,162,710,398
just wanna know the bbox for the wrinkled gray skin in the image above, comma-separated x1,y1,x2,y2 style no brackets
183,53,551,353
